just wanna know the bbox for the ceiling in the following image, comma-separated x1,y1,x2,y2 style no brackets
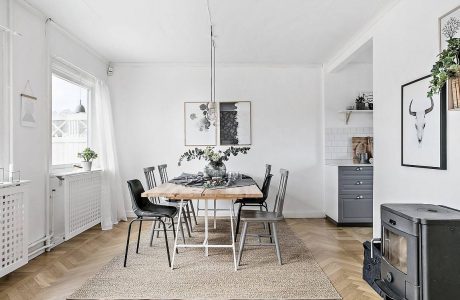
27,0,394,64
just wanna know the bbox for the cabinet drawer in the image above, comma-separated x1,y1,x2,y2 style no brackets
340,178,373,190
340,193,373,201
339,166,373,177
342,199,373,219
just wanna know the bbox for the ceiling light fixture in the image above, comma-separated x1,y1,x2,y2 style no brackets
205,0,217,122
75,77,86,114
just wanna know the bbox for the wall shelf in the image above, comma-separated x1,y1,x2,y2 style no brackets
338,110,373,125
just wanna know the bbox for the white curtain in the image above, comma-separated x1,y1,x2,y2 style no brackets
94,80,128,230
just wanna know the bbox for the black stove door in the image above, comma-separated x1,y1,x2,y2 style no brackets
381,224,420,300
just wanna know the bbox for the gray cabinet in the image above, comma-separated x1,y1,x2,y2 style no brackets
338,166,373,224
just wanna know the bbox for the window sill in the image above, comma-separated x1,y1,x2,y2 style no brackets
50,168,102,177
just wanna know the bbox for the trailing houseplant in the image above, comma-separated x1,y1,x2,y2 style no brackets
429,18,460,108
178,146,250,178
78,147,98,171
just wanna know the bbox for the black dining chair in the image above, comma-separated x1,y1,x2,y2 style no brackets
143,166,187,245
234,164,273,241
158,164,197,229
124,179,179,268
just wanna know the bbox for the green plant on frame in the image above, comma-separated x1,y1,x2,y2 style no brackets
428,38,460,97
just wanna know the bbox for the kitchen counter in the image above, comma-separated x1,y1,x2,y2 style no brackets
325,160,373,167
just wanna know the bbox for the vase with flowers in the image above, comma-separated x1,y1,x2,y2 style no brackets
178,146,250,178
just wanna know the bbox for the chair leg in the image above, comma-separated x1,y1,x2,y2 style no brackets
234,204,243,242
149,220,157,246
237,221,249,266
136,220,143,254
189,200,198,225
171,218,179,254
185,202,193,232
213,199,217,229
123,219,136,267
160,219,171,267
182,209,191,237
272,222,282,265
179,215,186,243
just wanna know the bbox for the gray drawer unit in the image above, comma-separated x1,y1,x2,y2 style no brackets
338,166,373,224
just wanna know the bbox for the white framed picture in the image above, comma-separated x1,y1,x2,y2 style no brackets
401,75,446,170
439,5,460,51
184,102,217,146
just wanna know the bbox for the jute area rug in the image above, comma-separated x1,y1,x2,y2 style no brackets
69,219,341,300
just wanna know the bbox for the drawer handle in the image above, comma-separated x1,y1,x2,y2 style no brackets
356,195,364,199
355,181,363,185
389,219,397,226
355,167,362,171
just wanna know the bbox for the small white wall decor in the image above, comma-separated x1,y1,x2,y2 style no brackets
20,93,37,127
184,102,217,146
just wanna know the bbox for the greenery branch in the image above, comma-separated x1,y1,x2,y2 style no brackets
428,38,460,97
178,146,250,167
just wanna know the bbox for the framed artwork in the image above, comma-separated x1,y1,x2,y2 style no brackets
20,93,37,127
184,102,217,146
439,5,460,51
219,101,251,145
401,75,446,170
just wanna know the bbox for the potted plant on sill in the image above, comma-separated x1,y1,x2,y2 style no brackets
355,95,366,110
178,146,250,178
78,147,98,171
428,20,460,109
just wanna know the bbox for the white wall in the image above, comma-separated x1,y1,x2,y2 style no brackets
325,63,373,128
373,0,460,236
109,64,325,217
2,0,108,246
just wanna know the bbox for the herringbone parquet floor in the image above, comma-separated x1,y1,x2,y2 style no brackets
0,219,380,300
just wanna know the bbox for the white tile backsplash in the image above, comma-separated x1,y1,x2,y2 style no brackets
325,127,373,164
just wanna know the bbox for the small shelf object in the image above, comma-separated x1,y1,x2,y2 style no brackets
339,110,373,125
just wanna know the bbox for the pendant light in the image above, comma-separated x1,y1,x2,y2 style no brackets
206,0,217,122
75,77,86,113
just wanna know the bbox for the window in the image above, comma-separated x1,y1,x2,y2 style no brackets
51,74,90,166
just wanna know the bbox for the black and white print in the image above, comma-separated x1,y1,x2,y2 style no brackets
401,75,446,169
439,5,460,51
219,101,251,145
184,102,217,146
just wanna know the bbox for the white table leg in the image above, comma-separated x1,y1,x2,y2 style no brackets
213,199,217,229
171,199,184,270
204,199,209,257
229,200,237,271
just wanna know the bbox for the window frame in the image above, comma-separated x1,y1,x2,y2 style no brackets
50,64,94,170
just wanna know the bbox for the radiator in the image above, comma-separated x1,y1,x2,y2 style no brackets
64,171,102,240
0,184,28,277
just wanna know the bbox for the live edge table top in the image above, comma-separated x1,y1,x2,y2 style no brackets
141,182,263,200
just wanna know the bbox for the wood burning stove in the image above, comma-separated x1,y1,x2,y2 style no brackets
375,204,460,300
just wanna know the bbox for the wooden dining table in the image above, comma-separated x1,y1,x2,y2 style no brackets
142,182,263,271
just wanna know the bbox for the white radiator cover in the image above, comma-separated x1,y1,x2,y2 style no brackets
0,183,28,278
64,171,102,240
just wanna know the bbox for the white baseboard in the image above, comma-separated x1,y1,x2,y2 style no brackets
283,210,325,218
125,209,325,219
